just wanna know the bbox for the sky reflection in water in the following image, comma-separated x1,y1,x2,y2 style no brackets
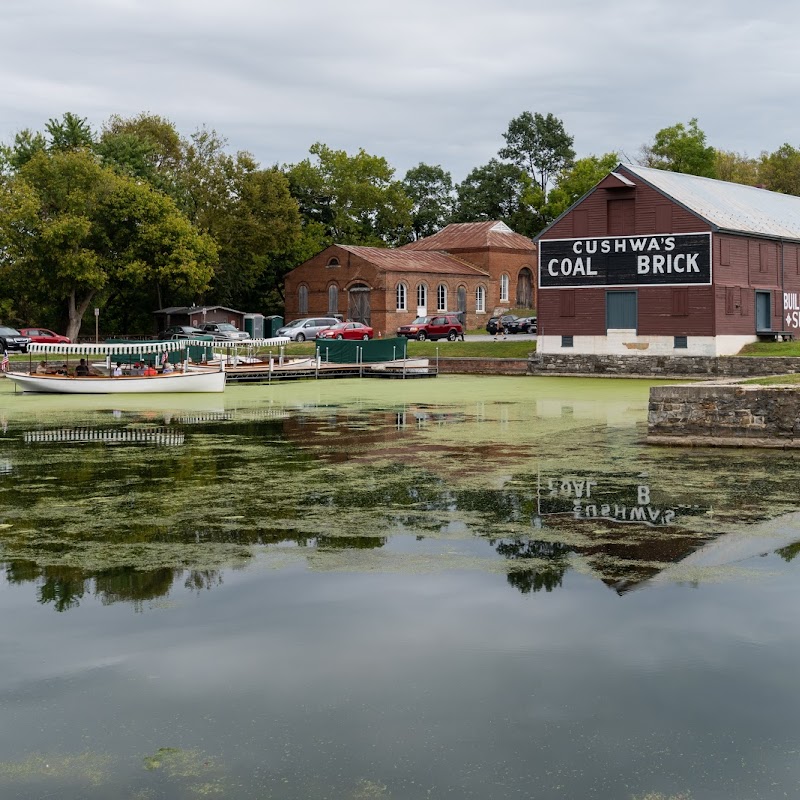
0,376,799,799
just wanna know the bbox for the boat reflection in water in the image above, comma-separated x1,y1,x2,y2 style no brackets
23,427,185,446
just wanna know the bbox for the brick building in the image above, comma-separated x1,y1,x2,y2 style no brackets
536,164,800,356
283,221,537,336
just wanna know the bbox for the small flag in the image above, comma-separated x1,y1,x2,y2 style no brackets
161,350,168,365
1,351,8,372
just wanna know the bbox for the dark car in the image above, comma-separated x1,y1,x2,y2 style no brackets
397,314,464,341
505,316,537,334
0,326,31,352
157,325,205,340
485,315,519,335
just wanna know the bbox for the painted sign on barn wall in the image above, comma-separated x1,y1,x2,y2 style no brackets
539,232,712,289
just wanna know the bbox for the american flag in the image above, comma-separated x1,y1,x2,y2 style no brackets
1,351,8,372
161,350,169,365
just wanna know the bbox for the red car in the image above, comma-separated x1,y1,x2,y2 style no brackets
317,321,374,340
396,314,464,341
20,327,71,344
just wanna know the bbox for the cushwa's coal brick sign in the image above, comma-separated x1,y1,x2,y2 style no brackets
539,233,712,288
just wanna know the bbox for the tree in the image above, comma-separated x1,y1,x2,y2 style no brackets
714,150,760,186
285,142,413,246
758,144,800,195
499,111,576,195
402,163,455,240
0,149,216,340
453,159,540,236
544,152,619,220
641,118,716,177
46,112,95,152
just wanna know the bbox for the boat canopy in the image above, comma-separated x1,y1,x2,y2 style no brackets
29,340,194,355
203,337,291,349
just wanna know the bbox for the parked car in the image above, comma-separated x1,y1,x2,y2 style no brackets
19,327,71,344
317,321,374,340
197,322,250,341
0,326,31,352
397,314,464,341
276,317,340,342
485,315,520,335
505,316,537,334
157,325,205,340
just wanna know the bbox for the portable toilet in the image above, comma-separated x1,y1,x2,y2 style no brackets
265,315,283,336
243,313,265,339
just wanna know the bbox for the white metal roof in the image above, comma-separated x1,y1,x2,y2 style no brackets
622,163,800,241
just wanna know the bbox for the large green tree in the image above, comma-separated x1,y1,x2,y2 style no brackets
402,163,455,240
714,150,760,186
641,118,716,177
453,159,540,235
544,152,619,220
285,142,413,246
499,111,576,195
758,144,800,195
0,149,217,339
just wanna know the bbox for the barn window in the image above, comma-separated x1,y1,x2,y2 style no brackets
561,335,574,348
672,288,688,316
328,284,339,313
298,285,309,315
560,290,575,317
475,286,486,313
725,287,735,315
500,274,509,302
674,336,688,349
607,198,635,235
720,238,731,266
416,283,427,310
327,257,340,268
437,284,447,311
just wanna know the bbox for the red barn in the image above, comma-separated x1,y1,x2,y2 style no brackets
536,164,800,356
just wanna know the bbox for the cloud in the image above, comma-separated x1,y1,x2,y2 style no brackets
1,0,799,180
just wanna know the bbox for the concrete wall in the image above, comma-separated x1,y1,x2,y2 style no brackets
648,384,800,447
436,358,530,375
528,353,800,378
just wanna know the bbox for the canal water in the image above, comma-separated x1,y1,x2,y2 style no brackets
1,376,799,799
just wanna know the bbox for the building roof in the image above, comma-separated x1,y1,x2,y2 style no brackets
336,245,488,276
400,221,535,252
621,163,800,241
154,305,246,316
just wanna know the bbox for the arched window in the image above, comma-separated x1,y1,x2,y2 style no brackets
475,286,486,313
327,257,340,268
396,282,407,311
437,284,447,311
298,285,309,315
328,284,339,313
500,274,509,302
417,283,427,311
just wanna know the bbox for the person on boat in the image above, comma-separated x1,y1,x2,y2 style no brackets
131,362,145,376
112,363,123,377
75,359,90,376
143,363,158,376
162,360,174,374
35,361,48,375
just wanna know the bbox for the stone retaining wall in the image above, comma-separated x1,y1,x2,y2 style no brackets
648,384,800,447
436,357,530,375
528,354,800,378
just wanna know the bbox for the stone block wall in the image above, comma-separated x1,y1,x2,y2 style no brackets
528,354,800,378
648,384,800,447
436,358,530,375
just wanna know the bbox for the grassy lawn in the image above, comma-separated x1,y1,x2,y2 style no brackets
743,374,800,385
737,341,800,356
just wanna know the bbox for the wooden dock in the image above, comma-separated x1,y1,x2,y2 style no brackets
223,358,437,383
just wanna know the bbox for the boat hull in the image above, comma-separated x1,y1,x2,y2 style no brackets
4,369,225,394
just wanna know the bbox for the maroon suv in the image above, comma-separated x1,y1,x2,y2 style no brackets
396,314,464,341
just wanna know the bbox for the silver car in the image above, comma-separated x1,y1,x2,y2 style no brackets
197,322,250,341
276,317,340,342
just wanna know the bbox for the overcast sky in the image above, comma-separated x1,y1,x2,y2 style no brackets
2,0,798,182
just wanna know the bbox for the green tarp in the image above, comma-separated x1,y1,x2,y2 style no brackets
314,336,408,364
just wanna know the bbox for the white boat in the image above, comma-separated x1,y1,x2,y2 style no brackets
4,340,226,394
